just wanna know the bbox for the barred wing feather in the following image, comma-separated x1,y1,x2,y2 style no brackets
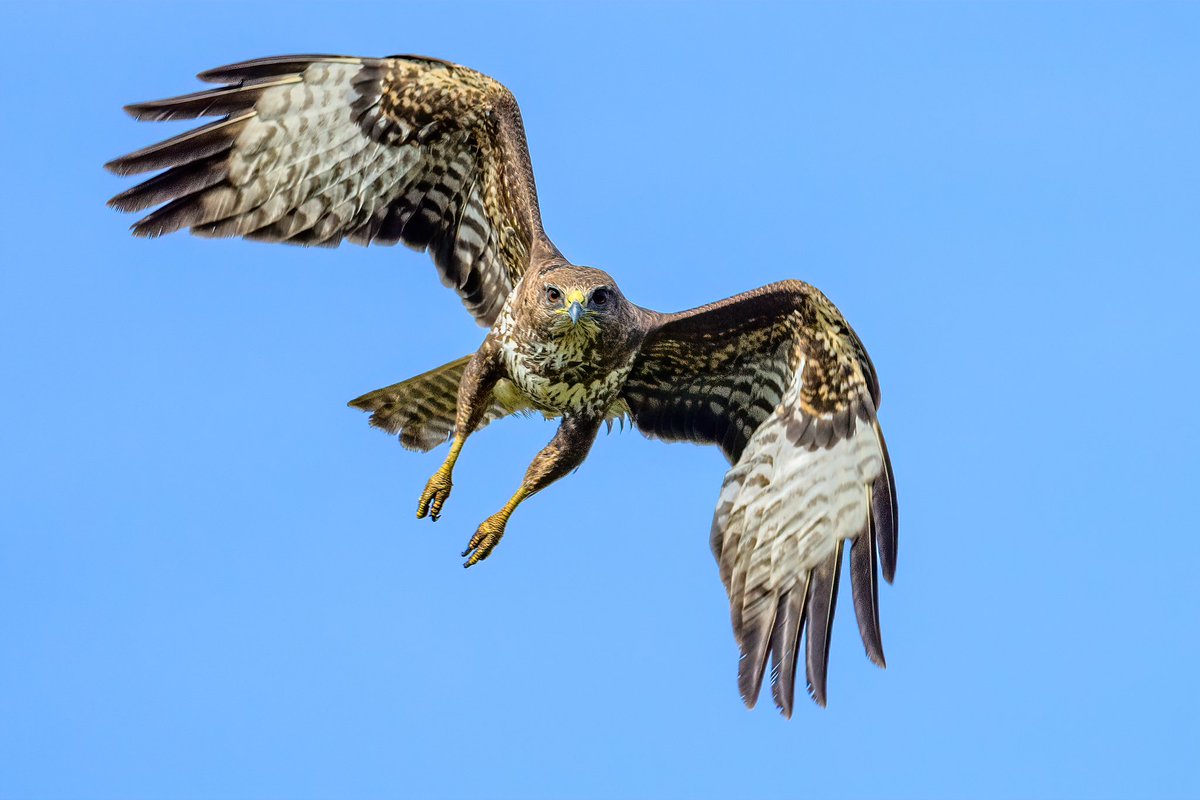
105,54,556,326
623,281,898,716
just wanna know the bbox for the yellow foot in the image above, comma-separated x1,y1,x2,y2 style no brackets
416,469,453,521
462,513,508,568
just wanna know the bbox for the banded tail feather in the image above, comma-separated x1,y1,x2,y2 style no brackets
349,355,513,451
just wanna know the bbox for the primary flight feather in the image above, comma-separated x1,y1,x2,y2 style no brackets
106,54,899,717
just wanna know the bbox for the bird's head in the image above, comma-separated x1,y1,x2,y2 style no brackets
527,265,630,345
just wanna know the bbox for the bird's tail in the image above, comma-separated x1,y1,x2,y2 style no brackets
348,355,511,451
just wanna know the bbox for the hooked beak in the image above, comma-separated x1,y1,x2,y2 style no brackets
567,300,585,325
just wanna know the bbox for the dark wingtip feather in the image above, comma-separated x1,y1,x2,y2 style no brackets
804,544,844,707
128,220,169,239
126,191,211,238
103,154,138,176
849,528,886,669
736,616,775,710
106,155,229,213
196,54,358,84
873,422,899,584
768,585,808,718
736,659,761,710
121,77,299,122
103,113,250,176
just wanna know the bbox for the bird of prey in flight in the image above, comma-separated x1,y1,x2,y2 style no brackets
106,54,898,717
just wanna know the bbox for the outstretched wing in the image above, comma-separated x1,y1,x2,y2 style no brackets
105,54,557,325
622,281,898,717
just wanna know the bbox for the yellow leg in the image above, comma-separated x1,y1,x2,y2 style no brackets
460,414,603,568
461,486,531,567
417,434,465,521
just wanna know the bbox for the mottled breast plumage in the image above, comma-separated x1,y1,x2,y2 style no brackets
495,303,634,416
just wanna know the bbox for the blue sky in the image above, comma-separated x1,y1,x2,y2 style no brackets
3,2,1198,798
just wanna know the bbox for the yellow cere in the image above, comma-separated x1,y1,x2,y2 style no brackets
555,289,590,316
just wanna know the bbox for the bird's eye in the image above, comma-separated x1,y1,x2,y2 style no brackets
591,288,610,306
545,286,562,304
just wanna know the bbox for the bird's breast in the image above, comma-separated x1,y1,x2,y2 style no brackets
500,338,633,416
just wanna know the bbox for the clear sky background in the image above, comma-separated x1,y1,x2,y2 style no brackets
3,2,1198,798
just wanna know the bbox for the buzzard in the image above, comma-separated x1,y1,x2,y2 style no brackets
106,54,898,717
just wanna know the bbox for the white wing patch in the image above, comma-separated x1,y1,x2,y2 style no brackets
713,376,884,592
